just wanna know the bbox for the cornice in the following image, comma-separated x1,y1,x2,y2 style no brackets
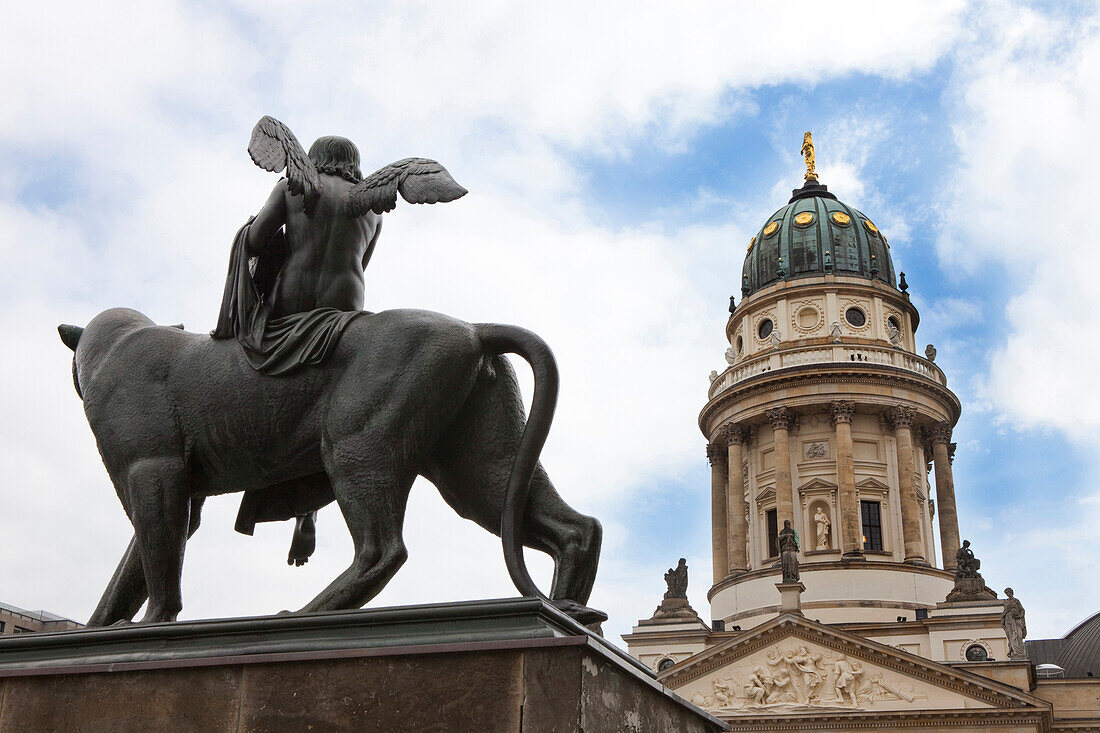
699,363,961,436
707,560,954,601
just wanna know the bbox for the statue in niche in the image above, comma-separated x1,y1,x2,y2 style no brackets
58,115,607,628
813,507,831,550
1002,588,1028,660
778,520,800,582
955,539,981,579
664,558,689,599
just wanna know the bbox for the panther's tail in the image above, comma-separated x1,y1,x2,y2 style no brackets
474,323,559,601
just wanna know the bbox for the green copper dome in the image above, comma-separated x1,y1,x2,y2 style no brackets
741,179,896,297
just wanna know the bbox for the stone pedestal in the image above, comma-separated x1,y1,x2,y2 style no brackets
652,595,700,621
0,598,725,732
776,581,806,616
946,576,997,603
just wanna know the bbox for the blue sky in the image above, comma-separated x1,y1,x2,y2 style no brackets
2,1,1098,646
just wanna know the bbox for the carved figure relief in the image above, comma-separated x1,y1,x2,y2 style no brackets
684,642,925,712
803,441,829,460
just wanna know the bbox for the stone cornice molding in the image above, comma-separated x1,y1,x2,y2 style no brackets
706,442,727,466
764,406,795,431
828,400,855,424
698,364,961,435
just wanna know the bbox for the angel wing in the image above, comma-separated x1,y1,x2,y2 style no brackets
247,116,322,204
346,158,467,217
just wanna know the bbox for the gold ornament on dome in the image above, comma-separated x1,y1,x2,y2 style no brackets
863,219,879,234
748,236,756,252
763,221,780,237
802,131,817,181
831,211,851,225
794,211,814,226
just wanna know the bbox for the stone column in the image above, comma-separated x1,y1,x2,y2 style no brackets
887,406,927,565
725,424,750,575
931,424,961,570
765,407,796,529
830,400,863,560
707,442,729,586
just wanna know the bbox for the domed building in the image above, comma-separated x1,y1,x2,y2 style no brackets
623,135,1100,732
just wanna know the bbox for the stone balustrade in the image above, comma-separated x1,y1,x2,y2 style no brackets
709,344,947,399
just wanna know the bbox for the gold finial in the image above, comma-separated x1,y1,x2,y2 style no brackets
801,131,817,181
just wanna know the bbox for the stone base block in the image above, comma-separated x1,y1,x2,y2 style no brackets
0,597,725,732
946,576,998,603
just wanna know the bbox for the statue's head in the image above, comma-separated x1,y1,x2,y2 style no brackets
1005,587,1014,597
783,519,792,529
678,557,686,566
308,135,362,183
962,539,971,548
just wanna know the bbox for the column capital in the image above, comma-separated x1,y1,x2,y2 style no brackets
948,442,957,465
706,442,727,466
931,422,953,445
885,405,915,430
724,422,752,446
765,406,796,431
829,400,855,425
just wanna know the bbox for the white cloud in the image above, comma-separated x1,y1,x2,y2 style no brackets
0,0,969,647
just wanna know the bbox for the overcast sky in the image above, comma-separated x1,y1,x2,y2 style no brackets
2,0,1098,646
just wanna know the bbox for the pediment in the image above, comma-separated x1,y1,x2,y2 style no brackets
755,487,776,503
661,615,1045,718
855,477,890,492
797,478,837,492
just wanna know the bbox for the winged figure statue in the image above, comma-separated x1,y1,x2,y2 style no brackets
213,116,467,564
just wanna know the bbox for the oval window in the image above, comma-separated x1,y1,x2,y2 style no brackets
845,308,866,327
758,318,774,340
797,307,819,329
888,316,901,332
736,335,744,354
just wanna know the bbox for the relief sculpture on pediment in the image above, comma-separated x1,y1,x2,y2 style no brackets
685,643,924,713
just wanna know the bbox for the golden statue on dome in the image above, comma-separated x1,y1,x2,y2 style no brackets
801,131,817,181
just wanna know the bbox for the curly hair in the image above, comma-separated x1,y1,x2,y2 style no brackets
308,136,362,183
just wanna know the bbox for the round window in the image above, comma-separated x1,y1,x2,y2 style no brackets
845,307,866,327
888,316,901,332
757,318,774,340
797,307,819,329
736,335,744,354
965,644,989,662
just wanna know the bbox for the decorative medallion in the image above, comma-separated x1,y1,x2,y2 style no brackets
863,219,879,234
831,211,851,225
747,236,755,252
763,221,780,237
793,211,814,226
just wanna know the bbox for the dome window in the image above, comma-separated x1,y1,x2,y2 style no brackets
845,307,867,328
793,211,814,226
965,644,989,662
831,211,851,226
763,221,780,237
757,318,774,340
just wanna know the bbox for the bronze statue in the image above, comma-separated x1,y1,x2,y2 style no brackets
664,558,688,599
216,117,467,563
778,519,799,582
58,117,605,627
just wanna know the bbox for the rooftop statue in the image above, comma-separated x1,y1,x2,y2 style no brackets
664,558,689,599
58,116,605,628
